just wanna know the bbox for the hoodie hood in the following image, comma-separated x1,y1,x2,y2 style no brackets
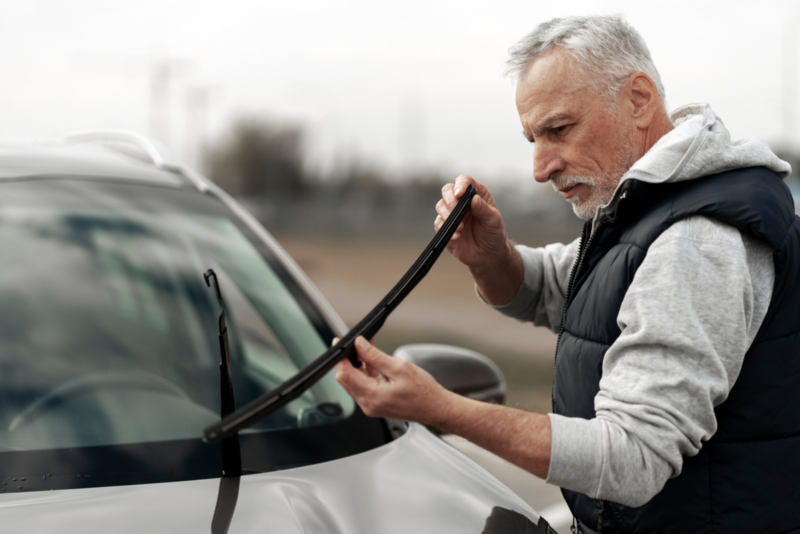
595,103,792,223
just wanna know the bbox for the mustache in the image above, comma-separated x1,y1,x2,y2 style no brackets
550,175,594,192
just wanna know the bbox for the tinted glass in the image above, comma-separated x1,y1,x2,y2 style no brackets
0,178,389,492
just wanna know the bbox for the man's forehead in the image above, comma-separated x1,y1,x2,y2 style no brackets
516,49,585,95
515,49,589,129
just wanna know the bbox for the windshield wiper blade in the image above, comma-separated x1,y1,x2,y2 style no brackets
204,269,242,475
203,185,478,442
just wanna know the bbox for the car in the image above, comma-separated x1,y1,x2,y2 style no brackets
0,131,556,533
790,179,800,215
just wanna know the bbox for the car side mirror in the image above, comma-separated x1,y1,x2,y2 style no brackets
393,344,505,405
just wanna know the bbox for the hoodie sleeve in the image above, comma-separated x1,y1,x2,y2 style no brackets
482,238,580,333
545,216,774,507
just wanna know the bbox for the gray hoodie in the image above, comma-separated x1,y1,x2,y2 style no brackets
491,103,791,506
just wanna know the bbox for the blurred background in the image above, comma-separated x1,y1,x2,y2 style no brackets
3,0,800,414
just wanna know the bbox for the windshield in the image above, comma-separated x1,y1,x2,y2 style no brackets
0,179,388,492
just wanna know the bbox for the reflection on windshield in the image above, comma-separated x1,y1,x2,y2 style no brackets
0,206,353,452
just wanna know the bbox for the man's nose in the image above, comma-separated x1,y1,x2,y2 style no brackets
533,143,564,183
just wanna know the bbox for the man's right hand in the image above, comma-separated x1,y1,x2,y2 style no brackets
435,175,523,306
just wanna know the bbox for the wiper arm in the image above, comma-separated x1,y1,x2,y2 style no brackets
204,270,242,476
203,185,478,442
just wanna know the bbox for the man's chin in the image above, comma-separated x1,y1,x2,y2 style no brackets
569,199,599,220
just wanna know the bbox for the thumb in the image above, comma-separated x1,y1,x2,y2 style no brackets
354,336,394,373
469,195,490,222
471,194,491,216
471,194,502,226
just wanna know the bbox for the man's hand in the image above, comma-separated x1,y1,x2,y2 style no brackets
334,336,456,426
435,175,507,269
436,175,524,306
334,335,552,479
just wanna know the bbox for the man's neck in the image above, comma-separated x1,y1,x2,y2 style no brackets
636,108,674,159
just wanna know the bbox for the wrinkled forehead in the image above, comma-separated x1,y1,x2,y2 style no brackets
515,48,603,127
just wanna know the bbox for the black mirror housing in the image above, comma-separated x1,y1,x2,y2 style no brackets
393,344,506,405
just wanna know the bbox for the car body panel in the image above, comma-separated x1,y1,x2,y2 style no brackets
1,424,540,533
0,143,184,185
789,181,800,215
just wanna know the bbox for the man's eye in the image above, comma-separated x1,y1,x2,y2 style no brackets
555,125,568,133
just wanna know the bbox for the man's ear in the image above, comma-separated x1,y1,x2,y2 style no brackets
623,72,660,128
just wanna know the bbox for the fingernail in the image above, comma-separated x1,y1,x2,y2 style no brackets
454,186,461,196
356,336,369,350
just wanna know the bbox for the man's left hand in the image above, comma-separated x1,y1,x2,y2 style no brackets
334,336,455,426
334,335,552,479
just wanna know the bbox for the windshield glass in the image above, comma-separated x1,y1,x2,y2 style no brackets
0,179,387,491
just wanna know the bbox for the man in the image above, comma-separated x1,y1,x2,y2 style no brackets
335,15,800,533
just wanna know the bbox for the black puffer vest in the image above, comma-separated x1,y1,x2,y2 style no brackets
552,167,800,533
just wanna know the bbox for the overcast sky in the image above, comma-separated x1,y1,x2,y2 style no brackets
2,0,799,187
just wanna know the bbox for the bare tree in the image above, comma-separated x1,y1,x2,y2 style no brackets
208,119,307,199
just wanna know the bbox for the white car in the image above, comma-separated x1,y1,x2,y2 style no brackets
0,132,554,534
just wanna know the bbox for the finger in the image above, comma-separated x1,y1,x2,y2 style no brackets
362,361,381,378
354,336,396,375
453,175,476,199
454,176,497,211
334,358,351,385
441,183,457,208
335,358,376,398
363,340,385,379
435,198,452,220
434,214,445,232
358,362,381,378
331,337,340,347
470,194,496,220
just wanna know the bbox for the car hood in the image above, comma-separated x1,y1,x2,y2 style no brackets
0,423,542,533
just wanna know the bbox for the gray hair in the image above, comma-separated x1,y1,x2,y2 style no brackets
507,15,666,103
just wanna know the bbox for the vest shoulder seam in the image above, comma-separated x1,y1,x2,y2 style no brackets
778,217,800,250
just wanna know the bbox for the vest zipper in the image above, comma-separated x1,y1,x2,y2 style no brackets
605,500,632,534
597,500,604,534
553,219,594,373
553,210,629,533
553,186,627,373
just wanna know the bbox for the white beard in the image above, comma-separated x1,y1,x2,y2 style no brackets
564,177,618,220
554,126,639,220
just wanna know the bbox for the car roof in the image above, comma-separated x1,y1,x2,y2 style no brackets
0,138,192,188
